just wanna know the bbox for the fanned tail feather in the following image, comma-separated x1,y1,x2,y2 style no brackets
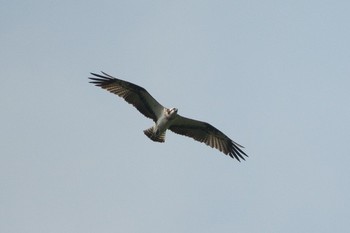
143,127,166,143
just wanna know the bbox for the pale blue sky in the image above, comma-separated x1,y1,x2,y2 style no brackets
1,0,350,232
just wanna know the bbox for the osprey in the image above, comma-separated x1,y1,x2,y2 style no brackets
89,72,248,161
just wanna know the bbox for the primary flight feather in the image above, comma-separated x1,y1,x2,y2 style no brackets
89,72,248,161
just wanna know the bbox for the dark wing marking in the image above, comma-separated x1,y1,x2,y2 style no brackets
169,115,248,161
89,72,164,122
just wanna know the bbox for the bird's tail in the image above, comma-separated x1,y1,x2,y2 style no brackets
143,127,166,143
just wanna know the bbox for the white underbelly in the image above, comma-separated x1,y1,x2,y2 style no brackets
156,116,171,133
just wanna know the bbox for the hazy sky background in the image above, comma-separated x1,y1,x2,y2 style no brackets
1,0,349,232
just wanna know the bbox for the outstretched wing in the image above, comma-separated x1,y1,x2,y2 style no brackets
169,115,248,161
89,72,164,122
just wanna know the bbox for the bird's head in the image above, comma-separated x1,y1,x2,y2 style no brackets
166,107,178,118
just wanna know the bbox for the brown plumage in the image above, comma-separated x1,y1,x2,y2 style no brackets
89,72,248,161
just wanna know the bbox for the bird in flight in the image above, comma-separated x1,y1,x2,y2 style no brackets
89,72,248,161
